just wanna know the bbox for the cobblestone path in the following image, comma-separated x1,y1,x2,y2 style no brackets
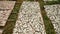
13,1,46,34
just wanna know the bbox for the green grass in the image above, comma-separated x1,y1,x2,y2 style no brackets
44,1,60,5
44,0,60,5
38,0,56,34
2,1,23,34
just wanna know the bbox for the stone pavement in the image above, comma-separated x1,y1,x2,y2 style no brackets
13,1,46,34
44,5,60,34
0,1,16,34
0,1,16,9
0,1,15,26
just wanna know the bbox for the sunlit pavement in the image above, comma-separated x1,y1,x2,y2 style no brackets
13,1,46,34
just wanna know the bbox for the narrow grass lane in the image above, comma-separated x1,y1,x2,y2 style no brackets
38,0,56,34
2,1,23,34
44,1,60,5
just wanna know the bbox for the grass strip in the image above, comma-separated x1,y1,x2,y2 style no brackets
38,0,56,34
2,1,23,34
44,1,60,5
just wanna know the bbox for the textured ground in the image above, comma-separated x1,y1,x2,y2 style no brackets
0,1,60,34
13,1,46,34
44,5,60,34
0,1,15,26
0,1,15,34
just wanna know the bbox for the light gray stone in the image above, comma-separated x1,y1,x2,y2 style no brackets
44,5,60,34
13,1,46,34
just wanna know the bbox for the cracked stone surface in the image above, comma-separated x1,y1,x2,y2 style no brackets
44,5,60,34
0,1,15,26
13,1,46,34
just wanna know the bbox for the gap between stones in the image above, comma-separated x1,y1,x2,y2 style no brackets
2,1,23,34
38,0,56,34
